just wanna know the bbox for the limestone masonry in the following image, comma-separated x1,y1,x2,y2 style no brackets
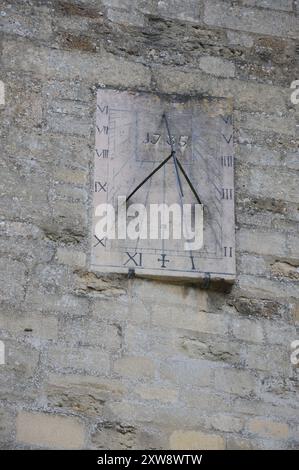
0,0,298,450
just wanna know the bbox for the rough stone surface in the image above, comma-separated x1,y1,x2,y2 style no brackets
16,411,85,449
0,0,298,451
169,430,225,450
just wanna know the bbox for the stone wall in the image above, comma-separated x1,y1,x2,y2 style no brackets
0,0,298,450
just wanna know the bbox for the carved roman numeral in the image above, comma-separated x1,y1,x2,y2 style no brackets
95,181,107,192
124,252,142,267
222,188,233,200
97,125,109,135
94,235,106,247
190,256,196,270
97,104,108,114
222,133,233,144
224,246,233,257
221,115,232,125
96,149,109,159
221,156,234,167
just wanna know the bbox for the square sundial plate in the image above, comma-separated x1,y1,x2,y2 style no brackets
91,88,235,283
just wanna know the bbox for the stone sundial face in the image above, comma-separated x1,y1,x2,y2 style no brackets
91,88,235,283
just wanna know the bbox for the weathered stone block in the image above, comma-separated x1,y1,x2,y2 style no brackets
199,56,235,78
106,8,145,27
214,368,256,397
208,414,244,433
59,317,121,351
45,112,92,137
152,306,229,336
56,248,86,269
0,407,14,447
287,235,299,260
226,436,255,450
47,373,126,397
0,258,26,306
46,374,125,416
291,303,299,323
236,275,299,301
232,318,264,343
24,288,90,316
236,111,296,136
91,422,137,449
49,345,110,374
204,2,297,38
238,254,268,276
244,344,290,374
4,341,39,378
50,200,88,240
236,145,283,168
242,0,293,12
177,332,241,364
75,272,127,297
16,411,85,449
0,313,58,341
236,167,299,204
157,0,201,22
229,296,285,318
52,167,88,186
114,356,155,378
169,430,225,450
46,374,126,416
271,261,299,281
2,40,151,88
132,279,208,310
42,80,92,102
124,324,175,357
247,417,289,439
183,389,231,414
47,99,91,118
160,358,213,387
0,2,52,40
154,66,288,114
135,385,178,403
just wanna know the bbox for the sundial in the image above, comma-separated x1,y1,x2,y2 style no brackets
91,88,235,284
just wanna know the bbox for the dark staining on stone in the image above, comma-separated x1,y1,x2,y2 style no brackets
49,3,295,88
75,271,127,296
57,33,97,53
270,260,299,281
235,196,289,226
42,226,86,244
55,1,103,19
250,198,287,215
92,422,137,449
236,36,297,86
228,297,284,319
179,331,241,364
93,15,238,67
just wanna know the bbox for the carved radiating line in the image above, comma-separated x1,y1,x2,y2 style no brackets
192,135,222,179
192,147,222,200
192,149,221,182
162,113,184,199
134,160,156,252
192,147,222,250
